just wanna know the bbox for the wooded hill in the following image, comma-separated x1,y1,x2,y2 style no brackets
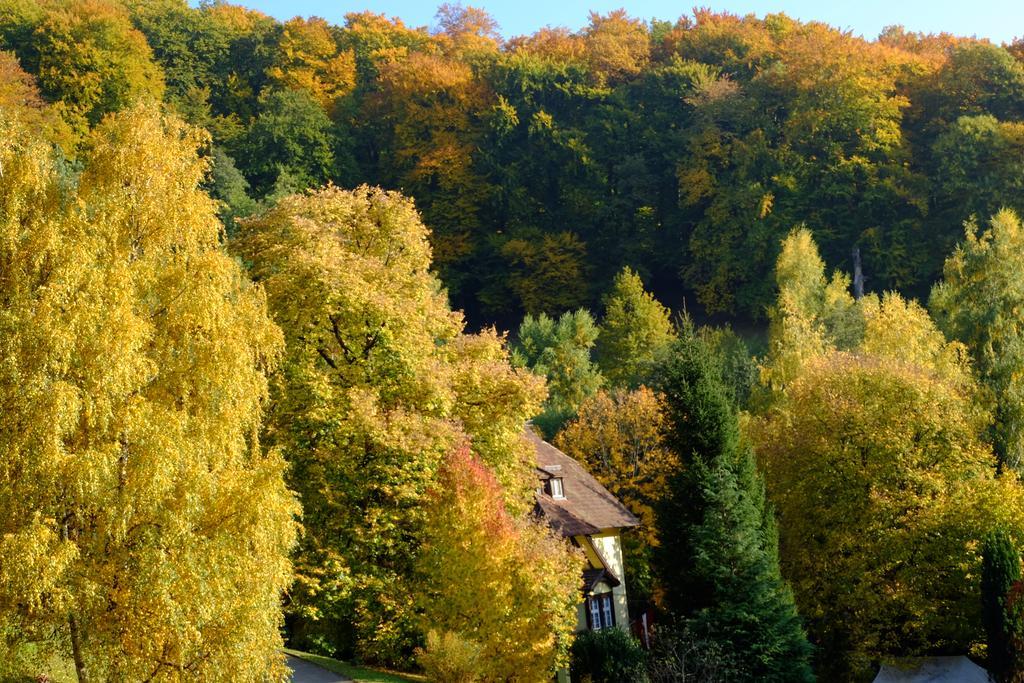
4,2,1024,682
3,1,1023,327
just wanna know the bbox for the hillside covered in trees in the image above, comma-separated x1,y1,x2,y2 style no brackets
4,0,1024,327
4,1,1024,682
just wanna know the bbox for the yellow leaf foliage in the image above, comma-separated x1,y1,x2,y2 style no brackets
751,352,1024,658
266,17,357,115
233,185,547,665
0,105,298,680
32,0,165,135
417,446,584,681
555,387,673,546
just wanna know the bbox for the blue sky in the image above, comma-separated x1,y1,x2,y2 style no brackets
229,0,1023,44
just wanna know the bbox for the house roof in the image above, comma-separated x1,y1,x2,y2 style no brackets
528,428,639,538
873,657,989,683
582,567,620,593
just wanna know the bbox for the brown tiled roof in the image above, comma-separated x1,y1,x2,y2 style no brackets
527,428,639,538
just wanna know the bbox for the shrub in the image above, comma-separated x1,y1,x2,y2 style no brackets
645,626,729,683
417,630,482,683
570,628,648,683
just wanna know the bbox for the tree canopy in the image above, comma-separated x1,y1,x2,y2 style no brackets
233,184,546,666
0,104,297,681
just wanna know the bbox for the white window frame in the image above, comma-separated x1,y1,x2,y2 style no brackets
600,593,614,629
588,592,615,630
589,596,603,629
550,477,564,499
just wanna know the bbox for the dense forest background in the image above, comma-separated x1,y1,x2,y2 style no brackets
4,0,1022,331
8,2,1024,680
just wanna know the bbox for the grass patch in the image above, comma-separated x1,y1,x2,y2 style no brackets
284,649,425,683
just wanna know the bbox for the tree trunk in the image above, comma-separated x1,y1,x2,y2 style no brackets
61,515,88,683
69,613,88,683
852,246,865,299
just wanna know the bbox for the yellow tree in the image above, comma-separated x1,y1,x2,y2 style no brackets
555,387,672,541
761,226,860,392
31,0,165,134
751,348,1024,673
555,386,671,603
266,17,356,115
416,446,583,682
0,106,298,681
583,9,650,84
233,185,545,665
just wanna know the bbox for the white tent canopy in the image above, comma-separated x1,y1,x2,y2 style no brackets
873,656,991,683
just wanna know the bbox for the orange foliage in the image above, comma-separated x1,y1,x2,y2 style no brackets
584,9,650,83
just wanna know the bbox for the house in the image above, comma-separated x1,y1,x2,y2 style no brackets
527,428,640,635
872,656,990,683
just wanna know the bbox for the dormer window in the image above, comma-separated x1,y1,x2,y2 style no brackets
549,477,564,499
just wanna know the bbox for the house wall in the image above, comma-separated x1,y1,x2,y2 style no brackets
591,530,629,629
571,530,630,633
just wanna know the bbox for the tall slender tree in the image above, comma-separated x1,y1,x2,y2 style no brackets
931,209,1024,473
983,529,1023,682
597,267,676,388
654,325,813,682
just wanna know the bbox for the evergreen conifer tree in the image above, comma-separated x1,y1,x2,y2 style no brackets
654,324,814,682
597,267,675,388
982,528,1023,682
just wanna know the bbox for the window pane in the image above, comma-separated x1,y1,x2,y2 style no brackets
601,594,614,628
589,598,602,630
551,478,563,498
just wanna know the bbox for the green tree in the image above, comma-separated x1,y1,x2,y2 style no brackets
597,267,675,388
655,327,813,682
237,88,341,197
931,209,1024,472
569,628,648,683
207,146,257,234
931,116,1024,238
983,529,1023,682
126,0,233,104
0,105,298,681
513,309,603,437
233,185,545,666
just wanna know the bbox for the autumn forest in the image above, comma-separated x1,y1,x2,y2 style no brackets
2,0,1024,681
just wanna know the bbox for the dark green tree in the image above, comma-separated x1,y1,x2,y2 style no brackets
236,88,342,196
654,325,814,682
206,146,256,234
982,529,1023,682
569,628,648,683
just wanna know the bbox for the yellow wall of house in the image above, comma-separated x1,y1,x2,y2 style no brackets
591,530,629,630
571,530,630,633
